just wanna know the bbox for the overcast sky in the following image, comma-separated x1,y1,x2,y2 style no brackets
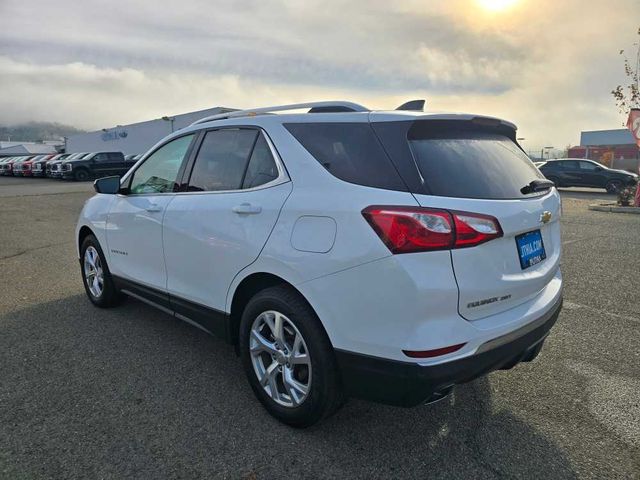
0,0,638,149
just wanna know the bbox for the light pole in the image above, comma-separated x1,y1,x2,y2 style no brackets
162,116,175,133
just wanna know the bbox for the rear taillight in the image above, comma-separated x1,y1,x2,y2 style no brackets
362,206,502,254
452,212,503,248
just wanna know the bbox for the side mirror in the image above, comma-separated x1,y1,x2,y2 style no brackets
94,176,121,194
594,166,603,172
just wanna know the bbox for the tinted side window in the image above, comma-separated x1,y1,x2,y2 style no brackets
579,161,598,170
284,123,406,191
188,129,258,192
130,134,194,194
561,161,579,170
242,133,279,189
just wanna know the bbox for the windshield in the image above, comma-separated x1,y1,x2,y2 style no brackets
409,131,545,200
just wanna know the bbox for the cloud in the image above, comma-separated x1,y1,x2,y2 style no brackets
0,0,638,148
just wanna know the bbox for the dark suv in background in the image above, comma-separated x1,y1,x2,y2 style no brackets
539,158,638,193
61,151,131,181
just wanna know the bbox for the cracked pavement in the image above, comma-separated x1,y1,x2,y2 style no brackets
0,178,638,479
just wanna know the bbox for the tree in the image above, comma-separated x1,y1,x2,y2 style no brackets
611,27,640,121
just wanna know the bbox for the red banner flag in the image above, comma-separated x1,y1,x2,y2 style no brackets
627,108,640,147
629,109,640,206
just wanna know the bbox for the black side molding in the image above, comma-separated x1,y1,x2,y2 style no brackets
112,275,232,343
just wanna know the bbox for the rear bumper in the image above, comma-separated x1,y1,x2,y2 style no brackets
335,295,562,407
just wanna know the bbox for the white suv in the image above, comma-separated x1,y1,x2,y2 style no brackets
76,101,563,427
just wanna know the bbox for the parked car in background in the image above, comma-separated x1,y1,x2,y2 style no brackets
11,156,34,176
29,155,50,176
16,155,43,177
33,153,68,177
539,158,638,193
49,152,89,178
61,151,127,181
76,101,563,427
1,157,20,175
0,157,15,175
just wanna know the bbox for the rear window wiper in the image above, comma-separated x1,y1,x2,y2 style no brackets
520,179,555,195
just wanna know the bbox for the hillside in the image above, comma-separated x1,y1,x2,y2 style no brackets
0,122,87,142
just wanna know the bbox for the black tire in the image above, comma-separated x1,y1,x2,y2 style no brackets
239,285,344,428
74,168,90,182
605,179,622,194
80,234,125,308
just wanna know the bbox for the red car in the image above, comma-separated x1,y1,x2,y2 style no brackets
6,156,33,176
17,155,41,176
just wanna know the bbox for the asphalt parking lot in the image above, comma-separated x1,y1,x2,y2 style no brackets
0,177,638,479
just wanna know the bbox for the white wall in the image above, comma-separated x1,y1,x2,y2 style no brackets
66,107,234,155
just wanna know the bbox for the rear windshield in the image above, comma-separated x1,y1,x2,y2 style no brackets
408,129,544,199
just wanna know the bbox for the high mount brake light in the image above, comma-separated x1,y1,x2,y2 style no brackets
362,206,502,254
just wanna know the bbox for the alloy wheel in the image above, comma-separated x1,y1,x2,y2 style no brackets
249,310,312,407
83,246,104,297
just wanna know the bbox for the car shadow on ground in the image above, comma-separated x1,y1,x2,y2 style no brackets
0,295,578,479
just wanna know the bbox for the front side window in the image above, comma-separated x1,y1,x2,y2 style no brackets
188,129,258,192
130,134,194,194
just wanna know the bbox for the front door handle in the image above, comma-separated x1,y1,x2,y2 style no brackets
145,203,163,213
232,203,262,215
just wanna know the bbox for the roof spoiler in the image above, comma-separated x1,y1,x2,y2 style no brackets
396,100,425,112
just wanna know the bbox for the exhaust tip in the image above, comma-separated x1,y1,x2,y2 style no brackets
424,385,454,405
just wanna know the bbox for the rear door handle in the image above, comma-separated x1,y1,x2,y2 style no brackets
232,203,262,215
145,203,163,213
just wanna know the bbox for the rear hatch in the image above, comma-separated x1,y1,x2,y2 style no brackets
373,116,561,320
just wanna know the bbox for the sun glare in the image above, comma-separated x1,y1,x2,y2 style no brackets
476,0,520,11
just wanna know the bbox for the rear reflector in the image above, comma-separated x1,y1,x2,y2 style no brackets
362,206,502,254
403,342,466,358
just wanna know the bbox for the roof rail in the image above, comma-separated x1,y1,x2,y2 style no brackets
190,101,369,126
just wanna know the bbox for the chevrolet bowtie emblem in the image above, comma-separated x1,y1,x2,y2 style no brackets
540,211,552,224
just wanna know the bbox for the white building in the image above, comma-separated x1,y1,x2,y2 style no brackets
65,106,235,155
0,141,61,156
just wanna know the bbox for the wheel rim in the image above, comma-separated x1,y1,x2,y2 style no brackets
83,246,104,297
608,181,621,193
249,310,312,407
